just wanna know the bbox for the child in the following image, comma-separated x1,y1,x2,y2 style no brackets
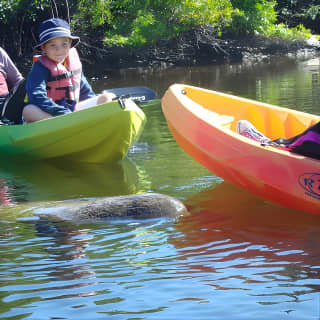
23,18,115,123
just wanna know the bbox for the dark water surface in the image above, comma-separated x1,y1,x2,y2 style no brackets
1,55,320,319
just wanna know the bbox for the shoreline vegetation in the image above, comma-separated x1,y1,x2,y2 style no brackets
2,0,319,74
78,29,320,73
18,29,320,78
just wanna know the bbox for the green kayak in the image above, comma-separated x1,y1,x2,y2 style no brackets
0,98,146,163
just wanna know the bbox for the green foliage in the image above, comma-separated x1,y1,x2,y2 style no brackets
0,0,317,57
304,5,320,20
225,0,312,40
0,0,48,23
0,0,52,57
104,11,178,47
77,0,112,28
276,1,320,34
104,0,234,47
226,0,277,35
265,23,311,40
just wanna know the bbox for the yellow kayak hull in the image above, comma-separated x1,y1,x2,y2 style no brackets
162,84,320,215
0,99,146,163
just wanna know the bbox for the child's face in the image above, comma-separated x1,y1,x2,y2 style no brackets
41,37,72,63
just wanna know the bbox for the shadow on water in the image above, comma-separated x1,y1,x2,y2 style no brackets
171,181,320,301
0,158,146,220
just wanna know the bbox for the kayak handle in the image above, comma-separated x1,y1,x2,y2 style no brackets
112,94,130,109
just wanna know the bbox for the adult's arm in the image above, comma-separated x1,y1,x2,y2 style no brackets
0,47,23,89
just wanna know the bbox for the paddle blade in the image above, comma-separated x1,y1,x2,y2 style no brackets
104,86,157,104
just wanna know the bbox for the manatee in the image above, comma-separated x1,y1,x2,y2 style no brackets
35,193,188,222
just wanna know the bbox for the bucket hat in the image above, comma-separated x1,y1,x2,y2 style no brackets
34,18,80,50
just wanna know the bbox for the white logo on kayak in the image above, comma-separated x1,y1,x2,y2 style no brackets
131,95,146,101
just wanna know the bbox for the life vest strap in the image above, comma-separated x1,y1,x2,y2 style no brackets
47,68,81,82
47,83,80,91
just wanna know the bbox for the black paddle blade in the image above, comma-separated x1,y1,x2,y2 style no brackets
104,86,157,104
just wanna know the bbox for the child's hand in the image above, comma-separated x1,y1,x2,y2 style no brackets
97,92,116,105
74,92,118,111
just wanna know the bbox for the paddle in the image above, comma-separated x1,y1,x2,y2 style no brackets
104,86,159,106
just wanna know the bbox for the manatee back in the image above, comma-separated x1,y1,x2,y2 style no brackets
70,193,187,220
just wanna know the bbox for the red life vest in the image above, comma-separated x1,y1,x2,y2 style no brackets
35,47,82,104
0,72,9,96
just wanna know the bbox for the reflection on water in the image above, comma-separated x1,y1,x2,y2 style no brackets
2,183,320,319
0,158,140,205
0,217,180,319
171,182,320,314
181,181,320,267
1,55,320,319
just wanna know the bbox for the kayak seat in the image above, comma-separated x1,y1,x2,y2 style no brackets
180,89,234,128
197,107,234,128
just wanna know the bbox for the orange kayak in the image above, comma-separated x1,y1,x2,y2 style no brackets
162,84,320,215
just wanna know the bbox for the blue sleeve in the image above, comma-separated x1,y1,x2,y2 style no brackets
79,73,96,101
26,62,72,116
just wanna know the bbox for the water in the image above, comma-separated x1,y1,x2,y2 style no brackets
1,55,320,319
